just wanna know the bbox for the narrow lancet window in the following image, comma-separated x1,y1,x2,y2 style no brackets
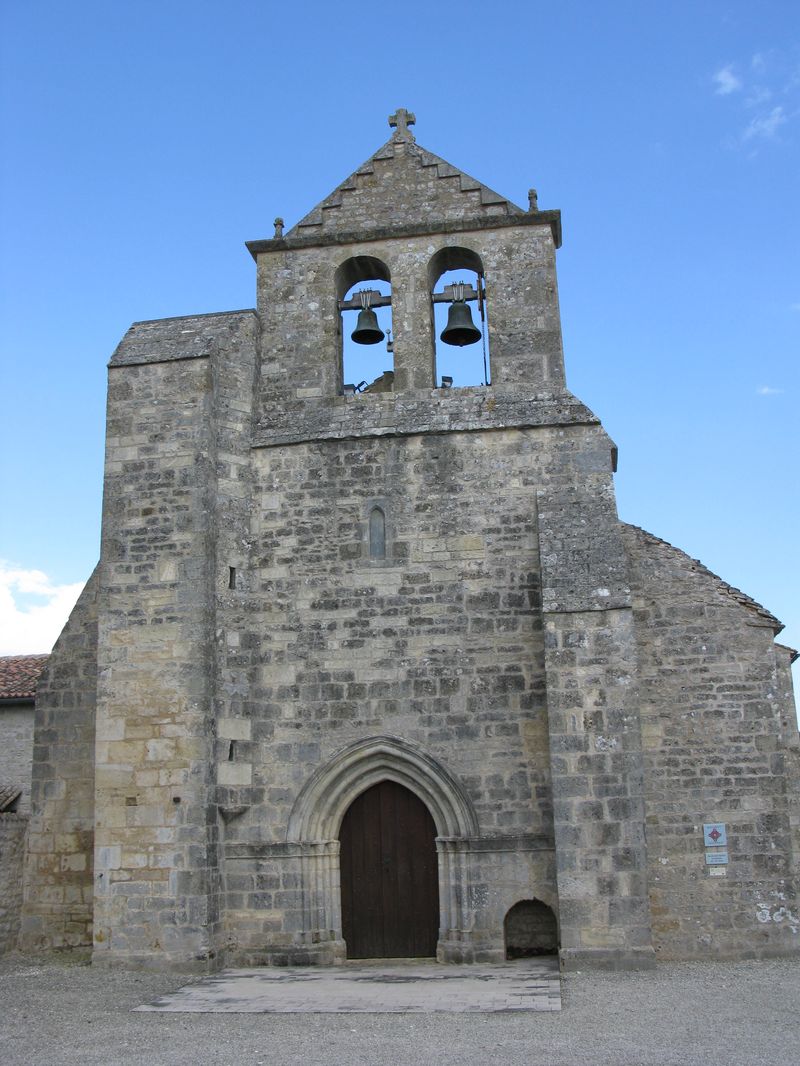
369,506,386,560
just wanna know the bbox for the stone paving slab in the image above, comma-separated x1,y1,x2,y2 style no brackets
135,957,561,1013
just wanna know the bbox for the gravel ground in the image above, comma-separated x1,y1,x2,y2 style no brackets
1,953,798,1066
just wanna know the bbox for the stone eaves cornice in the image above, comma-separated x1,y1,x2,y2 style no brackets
246,210,562,260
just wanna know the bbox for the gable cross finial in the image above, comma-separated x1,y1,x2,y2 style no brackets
388,108,416,140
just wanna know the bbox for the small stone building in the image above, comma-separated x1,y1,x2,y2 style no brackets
20,111,799,971
0,654,48,953
0,654,49,815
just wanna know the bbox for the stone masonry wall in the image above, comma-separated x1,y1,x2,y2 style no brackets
236,185,653,966
624,525,799,959
255,224,565,416
782,647,800,873
536,447,653,968
20,570,98,952
212,410,654,966
0,814,28,953
91,309,258,970
216,424,556,959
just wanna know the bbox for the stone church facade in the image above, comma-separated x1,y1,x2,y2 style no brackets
20,111,799,971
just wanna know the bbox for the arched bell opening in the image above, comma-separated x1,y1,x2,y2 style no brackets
429,246,490,388
335,255,394,396
503,899,559,959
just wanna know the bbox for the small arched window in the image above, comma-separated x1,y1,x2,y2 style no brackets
368,506,386,560
429,246,490,388
335,256,394,397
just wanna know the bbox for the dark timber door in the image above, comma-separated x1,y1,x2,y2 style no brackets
339,780,439,959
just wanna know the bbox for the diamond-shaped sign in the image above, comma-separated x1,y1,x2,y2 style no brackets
703,823,727,847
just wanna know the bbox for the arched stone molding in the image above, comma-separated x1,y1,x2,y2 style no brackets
427,244,484,289
287,734,478,844
278,736,482,965
506,886,559,916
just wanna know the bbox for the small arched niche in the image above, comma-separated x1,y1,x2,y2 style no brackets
335,255,394,396
504,899,559,958
429,246,490,388
368,505,386,560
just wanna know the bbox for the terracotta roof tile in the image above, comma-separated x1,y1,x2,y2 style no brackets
0,785,23,811
0,654,49,700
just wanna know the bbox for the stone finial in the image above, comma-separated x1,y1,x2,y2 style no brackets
528,189,538,212
389,108,416,141
273,217,284,238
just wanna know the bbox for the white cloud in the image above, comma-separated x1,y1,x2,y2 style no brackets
745,86,772,108
756,385,784,396
714,50,798,150
742,105,787,141
714,65,742,95
0,564,84,655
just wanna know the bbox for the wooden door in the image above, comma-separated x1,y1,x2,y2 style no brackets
339,780,439,959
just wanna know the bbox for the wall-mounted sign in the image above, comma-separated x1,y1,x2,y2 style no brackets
705,850,729,865
703,823,727,847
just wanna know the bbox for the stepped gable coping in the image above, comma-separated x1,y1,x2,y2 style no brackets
247,109,561,257
0,654,49,701
623,523,783,633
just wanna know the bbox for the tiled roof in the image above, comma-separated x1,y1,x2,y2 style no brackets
0,785,22,812
0,654,49,700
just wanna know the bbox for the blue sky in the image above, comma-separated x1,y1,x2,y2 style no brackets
1,2,798,698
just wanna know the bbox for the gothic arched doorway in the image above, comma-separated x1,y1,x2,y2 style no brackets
339,780,439,959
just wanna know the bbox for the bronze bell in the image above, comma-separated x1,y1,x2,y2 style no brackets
351,291,385,345
351,306,385,345
440,298,481,347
